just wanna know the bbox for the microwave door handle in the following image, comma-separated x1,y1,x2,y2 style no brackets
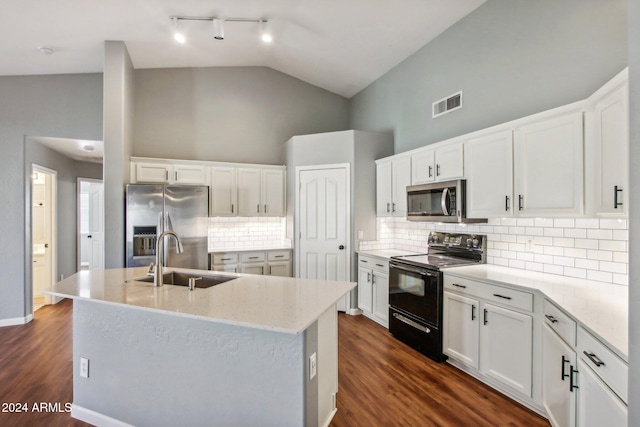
441,188,450,216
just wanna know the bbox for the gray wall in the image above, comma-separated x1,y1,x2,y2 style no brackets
25,140,102,283
103,41,135,269
349,0,628,154
134,67,349,165
627,0,639,424
0,74,102,321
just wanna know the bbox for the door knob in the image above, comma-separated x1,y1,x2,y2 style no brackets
339,245,345,250
87,235,92,239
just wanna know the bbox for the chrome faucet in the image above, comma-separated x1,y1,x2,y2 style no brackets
153,230,184,287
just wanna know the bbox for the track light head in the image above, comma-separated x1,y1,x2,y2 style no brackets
260,20,273,43
213,18,224,40
172,17,186,43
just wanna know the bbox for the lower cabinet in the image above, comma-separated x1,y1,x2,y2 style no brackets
357,255,389,327
443,289,533,398
212,249,292,277
576,359,627,427
542,323,577,427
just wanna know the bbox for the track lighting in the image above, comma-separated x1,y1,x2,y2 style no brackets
170,16,271,43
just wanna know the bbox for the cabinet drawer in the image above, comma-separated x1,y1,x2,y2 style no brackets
577,327,628,404
268,250,291,261
543,299,576,346
359,255,388,272
212,253,239,264
443,275,533,312
241,251,266,263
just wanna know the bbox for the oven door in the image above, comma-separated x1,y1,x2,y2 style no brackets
388,261,441,326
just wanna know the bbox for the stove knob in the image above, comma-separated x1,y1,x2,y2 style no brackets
466,238,472,247
472,238,479,248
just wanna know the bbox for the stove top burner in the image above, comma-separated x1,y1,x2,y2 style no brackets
392,253,480,269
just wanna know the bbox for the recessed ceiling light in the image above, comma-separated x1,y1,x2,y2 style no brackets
37,46,54,55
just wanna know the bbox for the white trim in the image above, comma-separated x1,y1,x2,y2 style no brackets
72,405,136,427
320,407,338,427
0,315,32,327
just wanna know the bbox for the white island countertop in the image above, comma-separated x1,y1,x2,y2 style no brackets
44,267,355,335
444,264,628,360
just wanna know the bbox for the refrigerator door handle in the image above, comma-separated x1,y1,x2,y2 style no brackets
166,212,175,232
157,212,164,234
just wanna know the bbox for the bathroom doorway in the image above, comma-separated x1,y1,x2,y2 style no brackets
31,165,57,312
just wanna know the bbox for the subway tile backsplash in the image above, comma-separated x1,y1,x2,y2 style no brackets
208,217,290,252
359,217,629,286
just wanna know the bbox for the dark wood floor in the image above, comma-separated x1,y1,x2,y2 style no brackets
0,300,549,426
330,313,550,427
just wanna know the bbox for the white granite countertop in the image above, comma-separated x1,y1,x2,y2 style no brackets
357,249,420,260
44,267,355,335
444,264,628,360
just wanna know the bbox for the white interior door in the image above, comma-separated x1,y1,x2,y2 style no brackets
297,166,349,284
32,166,57,308
88,182,105,269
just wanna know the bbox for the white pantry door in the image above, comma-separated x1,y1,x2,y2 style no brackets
297,166,349,283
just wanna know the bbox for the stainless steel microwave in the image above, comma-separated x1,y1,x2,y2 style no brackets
406,179,486,223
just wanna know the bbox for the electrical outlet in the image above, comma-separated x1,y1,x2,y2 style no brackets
309,352,317,380
80,357,89,378
526,239,535,252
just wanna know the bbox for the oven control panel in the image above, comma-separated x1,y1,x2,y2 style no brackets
428,232,485,250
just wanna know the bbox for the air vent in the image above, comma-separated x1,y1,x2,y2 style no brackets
432,91,462,118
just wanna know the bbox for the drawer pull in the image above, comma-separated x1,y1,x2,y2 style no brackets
545,314,559,324
249,256,259,260
583,351,606,367
452,283,467,289
361,260,368,263
375,263,384,267
493,293,512,300
393,312,431,334
275,255,284,258
221,258,232,261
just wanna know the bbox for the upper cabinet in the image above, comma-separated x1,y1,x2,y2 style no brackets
237,167,286,217
590,74,629,217
209,166,237,216
132,160,207,185
411,142,464,185
513,113,584,217
376,156,411,217
464,131,514,218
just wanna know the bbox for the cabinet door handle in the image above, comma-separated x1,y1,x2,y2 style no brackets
372,274,376,284
269,265,272,275
505,195,510,211
175,171,178,181
264,204,267,213
166,170,169,181
614,185,623,209
561,355,570,381
436,164,441,177
545,314,559,324
583,351,606,367
569,366,579,392
483,309,488,325
471,305,476,321
452,283,467,289
518,194,524,211
493,293,512,300
257,204,260,213
428,165,433,178
367,272,371,282
386,203,390,213
392,202,396,213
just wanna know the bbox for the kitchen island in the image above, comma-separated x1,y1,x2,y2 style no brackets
44,267,355,427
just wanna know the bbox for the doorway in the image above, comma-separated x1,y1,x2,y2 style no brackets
31,165,57,312
295,164,350,310
78,178,105,271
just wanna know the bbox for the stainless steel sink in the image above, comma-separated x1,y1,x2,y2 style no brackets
128,272,237,289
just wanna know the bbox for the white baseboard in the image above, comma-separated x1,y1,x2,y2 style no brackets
0,315,31,327
72,405,135,427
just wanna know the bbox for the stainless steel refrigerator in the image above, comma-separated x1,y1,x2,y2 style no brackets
126,185,209,270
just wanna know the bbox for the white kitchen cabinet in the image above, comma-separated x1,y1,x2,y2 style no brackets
411,143,464,185
376,156,411,217
212,250,292,277
592,79,628,217
443,275,533,399
209,166,237,216
543,323,577,427
514,113,584,216
576,359,627,427
237,167,286,216
464,130,514,218
132,161,207,185
443,292,480,369
357,255,389,327
480,303,533,398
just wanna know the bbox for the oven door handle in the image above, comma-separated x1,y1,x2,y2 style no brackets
390,262,438,278
441,187,450,216
393,313,431,334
